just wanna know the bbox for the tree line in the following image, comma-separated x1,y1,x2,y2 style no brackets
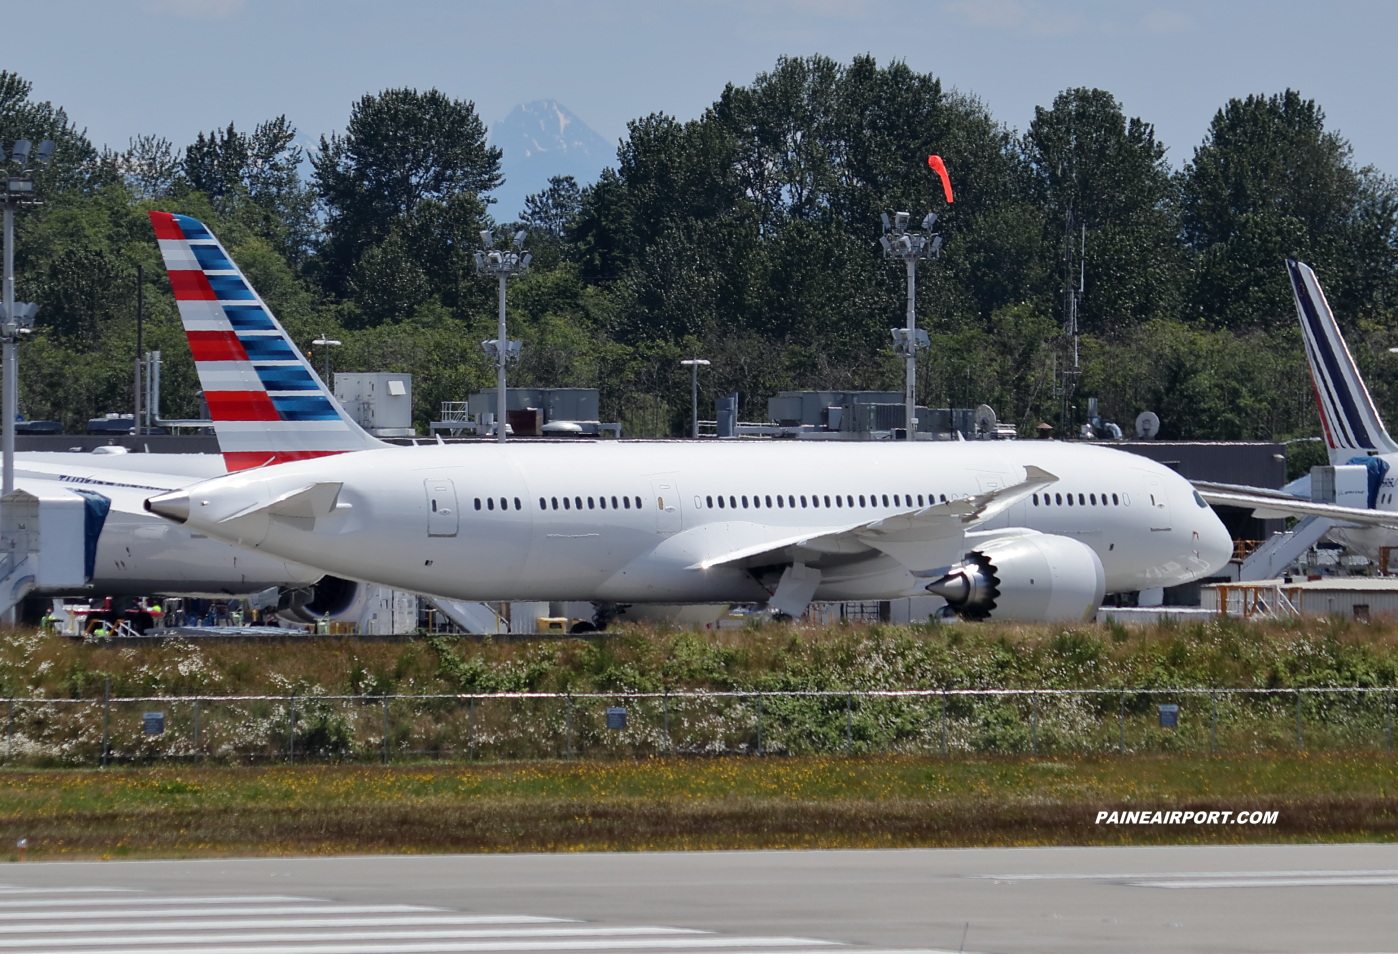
2,56,1396,456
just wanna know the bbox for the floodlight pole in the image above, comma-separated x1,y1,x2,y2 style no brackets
311,335,342,388
881,212,942,441
681,359,710,439
474,232,530,443
2,200,13,495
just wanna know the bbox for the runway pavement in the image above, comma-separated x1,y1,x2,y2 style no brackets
3,844,1397,954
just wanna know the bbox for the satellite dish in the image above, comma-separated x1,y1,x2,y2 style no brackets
974,404,997,436
1135,411,1160,440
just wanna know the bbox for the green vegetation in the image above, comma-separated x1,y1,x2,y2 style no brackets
2,63,1396,437
3,755,1398,859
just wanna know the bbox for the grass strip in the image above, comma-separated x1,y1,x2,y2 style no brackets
4,753,1398,859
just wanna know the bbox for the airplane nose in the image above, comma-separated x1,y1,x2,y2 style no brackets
145,490,190,524
1198,510,1234,575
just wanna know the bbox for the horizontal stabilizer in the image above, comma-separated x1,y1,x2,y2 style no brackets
1195,485,1398,529
220,481,344,524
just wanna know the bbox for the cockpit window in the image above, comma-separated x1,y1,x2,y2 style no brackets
1193,490,1208,508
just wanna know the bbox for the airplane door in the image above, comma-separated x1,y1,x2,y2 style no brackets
1141,474,1172,531
425,478,459,537
650,478,682,533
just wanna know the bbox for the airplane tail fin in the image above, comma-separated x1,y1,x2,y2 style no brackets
1288,259,1398,461
149,211,386,471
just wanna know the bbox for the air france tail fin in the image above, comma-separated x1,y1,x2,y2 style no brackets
1288,259,1398,461
149,211,385,471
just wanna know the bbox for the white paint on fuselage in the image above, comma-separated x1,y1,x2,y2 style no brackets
176,439,1234,604
13,453,320,596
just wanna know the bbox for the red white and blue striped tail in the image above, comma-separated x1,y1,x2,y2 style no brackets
1289,259,1398,461
149,211,384,471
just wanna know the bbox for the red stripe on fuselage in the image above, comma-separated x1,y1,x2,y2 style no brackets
169,270,216,300
204,391,280,422
187,330,247,362
223,450,345,472
148,210,184,241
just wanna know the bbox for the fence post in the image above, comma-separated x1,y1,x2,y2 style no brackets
940,690,947,756
756,692,763,756
1031,691,1038,755
1297,689,1303,750
565,695,572,761
381,696,388,765
468,696,475,760
1119,691,1125,755
6,697,12,765
101,677,110,768
1210,690,1216,754
845,692,852,756
663,690,670,755
288,696,295,765
193,699,200,765
1388,688,1393,753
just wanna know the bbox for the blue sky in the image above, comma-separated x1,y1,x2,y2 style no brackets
8,0,1396,180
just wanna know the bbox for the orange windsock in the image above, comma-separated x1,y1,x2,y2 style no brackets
927,155,954,203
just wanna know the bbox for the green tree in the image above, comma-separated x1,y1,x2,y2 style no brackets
311,87,501,294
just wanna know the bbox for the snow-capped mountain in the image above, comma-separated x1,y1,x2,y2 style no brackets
489,100,613,222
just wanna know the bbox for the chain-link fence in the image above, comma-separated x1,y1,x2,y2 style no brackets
3,687,1395,766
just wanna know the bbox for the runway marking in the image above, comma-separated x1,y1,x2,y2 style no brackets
6,916,583,934
1130,876,1398,889
0,928,708,949
0,904,454,921
976,868,1398,882
0,885,940,954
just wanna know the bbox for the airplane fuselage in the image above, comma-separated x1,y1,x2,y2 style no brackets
163,439,1234,604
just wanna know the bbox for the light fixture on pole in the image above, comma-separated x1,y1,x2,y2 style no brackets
474,228,530,442
680,359,710,439
881,209,943,441
2,138,54,495
310,335,342,386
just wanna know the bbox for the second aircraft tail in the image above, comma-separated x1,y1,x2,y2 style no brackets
149,211,385,471
1288,258,1398,461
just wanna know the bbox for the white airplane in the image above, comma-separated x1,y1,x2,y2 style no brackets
6,450,328,607
1193,260,1398,552
140,211,1236,622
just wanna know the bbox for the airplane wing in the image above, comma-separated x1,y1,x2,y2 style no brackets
1193,481,1398,528
693,465,1057,573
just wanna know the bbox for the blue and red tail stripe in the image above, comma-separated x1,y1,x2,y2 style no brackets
1288,259,1398,460
149,211,382,470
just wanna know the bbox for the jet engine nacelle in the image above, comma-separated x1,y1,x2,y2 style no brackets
927,532,1106,622
276,575,360,624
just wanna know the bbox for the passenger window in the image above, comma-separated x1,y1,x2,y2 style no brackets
765,495,773,507
742,496,749,508
835,496,843,508
706,495,713,508
612,496,619,509
635,496,642,508
775,496,783,508
729,496,736,508
500,497,508,510
514,498,521,510
718,496,725,509
588,497,595,509
918,495,924,506
1055,493,1062,505
788,495,795,507
1032,493,1039,506
487,498,494,511
551,497,558,510
859,495,866,507
575,497,582,510
800,496,808,507
600,497,607,509
1112,493,1119,505
474,498,482,511
845,495,852,507
824,495,831,507
623,496,631,509
1090,493,1096,505
1079,493,1085,505
563,497,571,510
432,500,438,512
883,494,890,506
940,494,947,503
539,497,546,509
